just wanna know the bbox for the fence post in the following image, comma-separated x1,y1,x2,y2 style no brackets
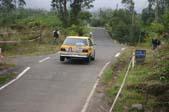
132,51,135,68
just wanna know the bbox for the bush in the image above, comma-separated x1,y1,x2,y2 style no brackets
16,14,62,27
65,25,90,36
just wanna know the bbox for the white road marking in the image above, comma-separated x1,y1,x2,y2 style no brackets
81,62,110,112
115,52,121,58
0,67,31,91
39,57,51,63
121,48,126,51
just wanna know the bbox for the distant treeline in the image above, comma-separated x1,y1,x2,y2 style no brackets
90,0,169,45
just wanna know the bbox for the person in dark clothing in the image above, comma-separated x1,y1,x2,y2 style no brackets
152,38,161,50
53,30,59,39
53,29,60,44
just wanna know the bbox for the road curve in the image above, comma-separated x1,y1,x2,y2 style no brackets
0,28,123,112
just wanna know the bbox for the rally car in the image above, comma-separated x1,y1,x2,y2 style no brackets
59,36,95,63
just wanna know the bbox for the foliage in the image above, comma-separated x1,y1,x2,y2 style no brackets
162,11,169,31
149,22,165,34
121,0,135,12
91,9,143,45
104,44,169,111
142,7,155,25
51,0,94,26
65,24,90,36
142,0,169,24
0,73,16,85
16,12,62,27
0,0,26,12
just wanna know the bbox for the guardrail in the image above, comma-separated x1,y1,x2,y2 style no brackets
0,36,41,45
0,41,19,44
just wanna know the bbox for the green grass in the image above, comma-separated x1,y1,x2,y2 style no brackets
102,68,113,84
102,44,169,112
17,14,62,27
0,27,66,56
0,73,16,86
3,42,61,56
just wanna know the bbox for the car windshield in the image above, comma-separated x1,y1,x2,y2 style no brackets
63,38,88,46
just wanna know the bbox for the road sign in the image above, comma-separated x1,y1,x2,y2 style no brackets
135,50,146,64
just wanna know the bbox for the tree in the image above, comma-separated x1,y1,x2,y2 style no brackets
121,0,135,13
121,0,137,45
0,0,15,11
18,0,26,8
70,0,94,24
51,0,94,26
51,0,68,26
0,0,26,27
141,6,155,24
142,0,169,23
0,0,26,12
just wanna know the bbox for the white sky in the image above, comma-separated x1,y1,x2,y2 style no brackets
25,0,148,13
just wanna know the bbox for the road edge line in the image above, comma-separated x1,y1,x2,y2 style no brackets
39,57,51,63
121,47,126,51
81,61,110,112
115,52,121,58
0,67,31,91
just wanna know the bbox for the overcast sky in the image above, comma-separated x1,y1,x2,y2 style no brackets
25,0,148,13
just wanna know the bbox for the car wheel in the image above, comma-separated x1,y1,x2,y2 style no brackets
91,56,95,61
60,56,65,62
86,56,91,63
91,51,95,61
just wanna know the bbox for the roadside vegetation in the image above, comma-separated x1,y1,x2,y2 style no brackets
102,42,169,112
0,73,16,86
0,0,93,56
0,63,16,86
96,0,169,111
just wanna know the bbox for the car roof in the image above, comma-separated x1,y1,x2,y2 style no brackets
66,36,90,39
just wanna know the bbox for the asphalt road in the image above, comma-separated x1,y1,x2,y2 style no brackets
0,28,124,112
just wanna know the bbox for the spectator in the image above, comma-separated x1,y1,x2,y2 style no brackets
89,32,93,38
0,48,4,63
152,38,161,50
53,29,59,38
53,29,60,44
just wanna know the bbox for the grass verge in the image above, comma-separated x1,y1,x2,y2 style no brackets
3,42,61,56
0,73,16,86
102,44,169,112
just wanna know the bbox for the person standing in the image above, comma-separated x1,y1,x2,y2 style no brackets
89,32,93,38
152,38,161,50
0,48,4,63
53,29,60,44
